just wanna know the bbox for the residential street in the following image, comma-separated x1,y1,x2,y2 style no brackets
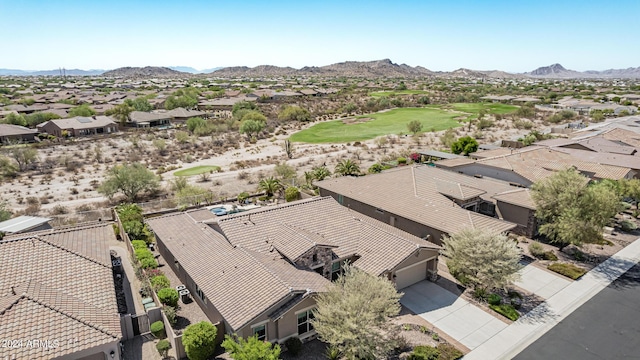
514,263,640,360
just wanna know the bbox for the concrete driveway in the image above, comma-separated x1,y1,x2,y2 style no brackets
514,264,571,299
400,281,508,350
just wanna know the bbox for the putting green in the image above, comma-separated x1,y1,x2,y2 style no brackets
174,165,221,177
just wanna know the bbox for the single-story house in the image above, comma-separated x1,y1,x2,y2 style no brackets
128,111,172,128
146,197,440,343
0,223,122,359
165,107,206,122
0,215,52,234
316,165,519,244
38,116,118,137
436,147,635,186
0,124,38,144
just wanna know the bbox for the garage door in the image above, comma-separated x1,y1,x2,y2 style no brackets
395,261,428,289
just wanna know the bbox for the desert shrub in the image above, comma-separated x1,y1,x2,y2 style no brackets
151,320,166,338
151,275,171,291
548,263,586,280
158,288,179,307
477,118,494,129
543,251,558,261
408,345,440,360
620,219,637,232
488,293,502,306
156,339,171,358
131,240,147,250
489,304,520,321
164,306,177,327
326,345,341,360
285,186,300,202
437,344,463,360
146,269,164,278
472,287,488,301
368,163,385,174
528,242,545,257
397,157,407,165
284,336,302,356
139,257,158,269
237,191,250,203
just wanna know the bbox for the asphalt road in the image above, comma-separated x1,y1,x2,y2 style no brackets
514,263,640,360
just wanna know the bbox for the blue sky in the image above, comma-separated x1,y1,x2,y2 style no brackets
1,0,638,72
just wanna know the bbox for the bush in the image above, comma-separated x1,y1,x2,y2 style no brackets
164,306,177,327
156,339,171,358
472,288,488,301
131,240,147,250
139,257,158,269
620,219,638,232
183,322,218,360
284,336,302,356
151,275,171,291
528,242,545,258
151,320,166,338
397,157,407,165
489,304,520,321
408,345,440,360
488,293,502,306
543,251,558,261
326,345,341,360
548,263,587,280
158,288,179,307
135,248,154,261
368,163,385,174
437,344,463,360
284,186,301,202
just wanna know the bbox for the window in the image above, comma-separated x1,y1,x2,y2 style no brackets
252,323,266,341
195,284,207,304
331,261,344,281
297,309,315,335
338,195,344,205
375,208,385,214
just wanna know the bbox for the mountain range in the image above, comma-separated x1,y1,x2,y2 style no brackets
1,60,639,79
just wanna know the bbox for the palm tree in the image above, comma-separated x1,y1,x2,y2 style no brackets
312,166,332,181
334,159,361,177
258,177,283,198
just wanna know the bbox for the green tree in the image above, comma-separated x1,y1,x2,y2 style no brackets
222,334,281,360
232,100,258,118
0,200,12,221
183,321,218,360
278,105,311,122
186,117,207,132
0,155,17,180
334,159,360,177
98,163,160,201
451,136,479,155
68,104,96,117
239,116,265,139
531,169,621,248
442,228,522,291
439,128,456,149
407,119,423,135
156,339,171,359
258,177,283,198
313,265,402,360
10,146,38,171
3,113,27,127
25,112,61,127
125,97,154,112
106,103,133,126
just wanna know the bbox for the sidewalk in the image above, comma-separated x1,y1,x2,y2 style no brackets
464,237,640,359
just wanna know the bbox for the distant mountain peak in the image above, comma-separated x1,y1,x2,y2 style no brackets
102,66,189,78
529,63,569,76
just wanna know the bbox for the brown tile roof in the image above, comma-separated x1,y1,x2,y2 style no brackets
602,128,640,147
216,197,441,276
146,213,330,331
0,224,121,358
0,123,38,137
492,189,536,210
317,166,517,236
38,116,117,131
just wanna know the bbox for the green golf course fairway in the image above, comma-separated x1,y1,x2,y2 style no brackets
174,165,221,176
289,103,518,143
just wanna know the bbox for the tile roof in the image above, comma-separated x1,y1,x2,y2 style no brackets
146,213,330,331
317,166,518,236
38,116,117,130
0,215,51,233
0,223,121,358
492,189,536,210
0,123,38,137
216,197,440,276
129,111,171,123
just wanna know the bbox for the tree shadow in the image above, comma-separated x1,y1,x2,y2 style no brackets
609,263,640,291
517,302,560,325
588,257,638,285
